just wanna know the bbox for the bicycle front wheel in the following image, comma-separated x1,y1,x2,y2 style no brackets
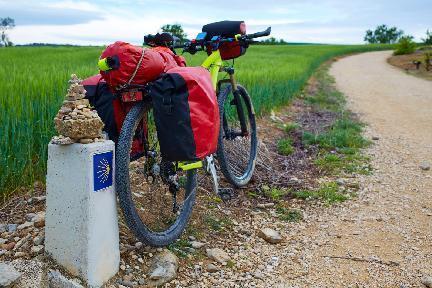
217,84,258,187
116,102,197,247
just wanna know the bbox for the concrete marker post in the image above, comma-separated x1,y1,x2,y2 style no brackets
45,140,119,287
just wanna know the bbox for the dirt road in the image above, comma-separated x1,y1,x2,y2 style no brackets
296,50,432,286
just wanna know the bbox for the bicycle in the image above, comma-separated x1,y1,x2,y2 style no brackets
112,24,271,246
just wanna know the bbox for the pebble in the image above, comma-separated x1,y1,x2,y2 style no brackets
30,245,44,255
206,248,231,264
79,138,93,144
207,263,219,273
190,241,206,249
2,242,15,250
48,269,84,288
258,228,283,244
134,242,143,249
257,203,275,209
0,262,22,287
7,224,17,233
422,276,432,288
14,252,26,258
25,213,37,222
33,236,44,246
420,162,431,171
147,250,179,287
0,224,6,233
32,212,46,228
372,136,380,140
17,221,34,230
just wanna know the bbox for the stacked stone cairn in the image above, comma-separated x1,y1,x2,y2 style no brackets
51,74,105,145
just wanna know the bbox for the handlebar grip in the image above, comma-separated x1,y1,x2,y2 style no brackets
248,27,271,39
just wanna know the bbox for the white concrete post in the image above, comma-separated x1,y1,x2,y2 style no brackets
45,141,119,288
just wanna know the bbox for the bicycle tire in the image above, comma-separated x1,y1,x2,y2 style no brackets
116,102,197,247
217,84,258,187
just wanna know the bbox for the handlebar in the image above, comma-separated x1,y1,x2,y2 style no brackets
180,26,271,55
246,27,271,39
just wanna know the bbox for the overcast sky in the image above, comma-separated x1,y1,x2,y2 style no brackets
1,0,430,45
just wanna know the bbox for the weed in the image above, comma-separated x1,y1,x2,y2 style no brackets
263,187,289,201
168,237,190,258
294,182,349,204
277,138,294,155
204,214,233,231
303,117,369,150
276,206,303,222
226,260,236,269
283,122,300,133
315,153,343,172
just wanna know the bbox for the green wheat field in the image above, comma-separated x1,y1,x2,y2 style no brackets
0,44,392,199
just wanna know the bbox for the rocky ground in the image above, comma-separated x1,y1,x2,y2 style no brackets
1,51,432,287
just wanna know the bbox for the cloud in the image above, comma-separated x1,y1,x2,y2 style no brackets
3,0,432,45
0,0,102,26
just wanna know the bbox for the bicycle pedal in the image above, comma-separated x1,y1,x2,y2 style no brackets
217,188,234,202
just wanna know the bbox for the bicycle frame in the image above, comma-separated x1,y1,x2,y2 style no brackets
201,50,223,90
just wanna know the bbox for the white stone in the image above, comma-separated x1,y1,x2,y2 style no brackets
48,270,84,288
206,248,231,264
0,262,21,287
45,141,119,288
147,250,179,286
258,228,283,244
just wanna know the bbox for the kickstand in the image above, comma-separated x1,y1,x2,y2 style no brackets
205,155,234,202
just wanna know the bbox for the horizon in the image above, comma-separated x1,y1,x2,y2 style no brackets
1,0,431,46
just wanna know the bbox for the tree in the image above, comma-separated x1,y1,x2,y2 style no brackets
364,25,404,44
422,29,432,45
160,24,187,42
394,36,416,55
0,17,15,47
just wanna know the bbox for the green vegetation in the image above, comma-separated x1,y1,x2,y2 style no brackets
0,44,392,199
303,118,369,150
422,29,432,45
294,182,349,204
275,206,303,222
283,122,300,133
262,186,289,201
277,138,294,155
203,214,233,231
301,64,371,176
364,24,404,44
394,36,416,55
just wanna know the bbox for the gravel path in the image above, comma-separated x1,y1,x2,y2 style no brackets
177,51,432,287
318,50,432,286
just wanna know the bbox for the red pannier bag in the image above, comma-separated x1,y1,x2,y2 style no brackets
202,20,247,60
99,41,186,91
148,67,219,161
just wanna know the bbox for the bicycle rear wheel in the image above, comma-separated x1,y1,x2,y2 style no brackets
116,102,197,247
217,84,257,187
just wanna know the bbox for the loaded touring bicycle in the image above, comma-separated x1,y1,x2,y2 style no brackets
91,21,271,246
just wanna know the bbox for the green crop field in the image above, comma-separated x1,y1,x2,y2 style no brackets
0,44,392,199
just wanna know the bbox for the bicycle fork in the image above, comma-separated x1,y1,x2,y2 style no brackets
226,68,249,137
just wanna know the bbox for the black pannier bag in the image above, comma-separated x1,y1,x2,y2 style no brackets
83,75,118,141
202,20,247,60
149,67,219,161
